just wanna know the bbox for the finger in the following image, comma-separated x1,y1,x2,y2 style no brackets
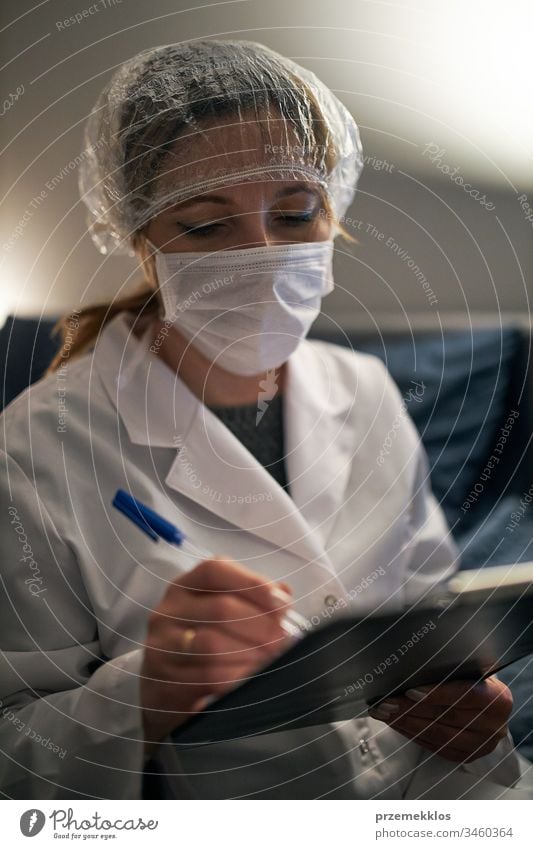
385,713,506,755
401,677,510,710
165,624,291,662
277,580,293,596
171,556,293,614
157,592,292,648
370,697,506,731
146,658,267,693
398,728,505,764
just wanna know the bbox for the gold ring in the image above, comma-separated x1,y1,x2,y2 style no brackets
181,627,196,652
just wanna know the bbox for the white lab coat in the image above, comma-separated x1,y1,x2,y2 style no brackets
0,312,530,799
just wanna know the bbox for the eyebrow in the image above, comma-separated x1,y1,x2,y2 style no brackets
162,185,321,215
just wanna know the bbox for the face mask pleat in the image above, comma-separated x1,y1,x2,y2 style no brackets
151,240,334,376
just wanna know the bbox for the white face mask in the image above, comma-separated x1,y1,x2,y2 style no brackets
146,239,335,376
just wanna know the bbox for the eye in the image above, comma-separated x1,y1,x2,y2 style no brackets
277,209,319,226
178,221,222,237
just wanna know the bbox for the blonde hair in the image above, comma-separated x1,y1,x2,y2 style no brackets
46,234,158,374
46,82,355,375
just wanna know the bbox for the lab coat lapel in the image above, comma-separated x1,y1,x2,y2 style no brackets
163,338,356,569
164,393,329,567
97,315,354,571
284,339,357,550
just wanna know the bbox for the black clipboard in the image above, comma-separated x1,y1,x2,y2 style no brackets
170,563,533,747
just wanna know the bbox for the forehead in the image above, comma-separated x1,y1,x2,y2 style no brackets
157,182,323,218
152,111,327,205
165,113,302,165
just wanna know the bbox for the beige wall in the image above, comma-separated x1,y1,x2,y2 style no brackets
1,0,532,329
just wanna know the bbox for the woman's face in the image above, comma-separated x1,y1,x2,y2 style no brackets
143,112,333,253
144,179,332,252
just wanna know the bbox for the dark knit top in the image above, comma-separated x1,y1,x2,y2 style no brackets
207,393,290,494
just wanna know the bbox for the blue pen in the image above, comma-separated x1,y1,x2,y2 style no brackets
112,488,309,637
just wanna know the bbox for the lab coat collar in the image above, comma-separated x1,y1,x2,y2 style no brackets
96,313,356,570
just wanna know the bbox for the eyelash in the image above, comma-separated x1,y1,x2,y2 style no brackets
178,211,318,237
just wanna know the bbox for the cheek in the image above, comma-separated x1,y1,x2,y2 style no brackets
313,216,333,240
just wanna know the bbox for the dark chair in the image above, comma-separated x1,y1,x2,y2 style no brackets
0,315,59,412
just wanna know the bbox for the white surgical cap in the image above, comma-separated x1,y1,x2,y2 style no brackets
78,39,364,256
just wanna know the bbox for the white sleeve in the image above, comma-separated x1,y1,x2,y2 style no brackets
400,434,460,607
396,413,523,789
0,450,147,799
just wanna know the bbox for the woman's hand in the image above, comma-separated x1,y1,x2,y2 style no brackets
140,556,294,754
368,677,513,763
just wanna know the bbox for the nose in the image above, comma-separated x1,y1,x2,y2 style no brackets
230,211,287,249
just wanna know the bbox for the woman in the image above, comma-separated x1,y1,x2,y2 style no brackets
0,39,527,800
